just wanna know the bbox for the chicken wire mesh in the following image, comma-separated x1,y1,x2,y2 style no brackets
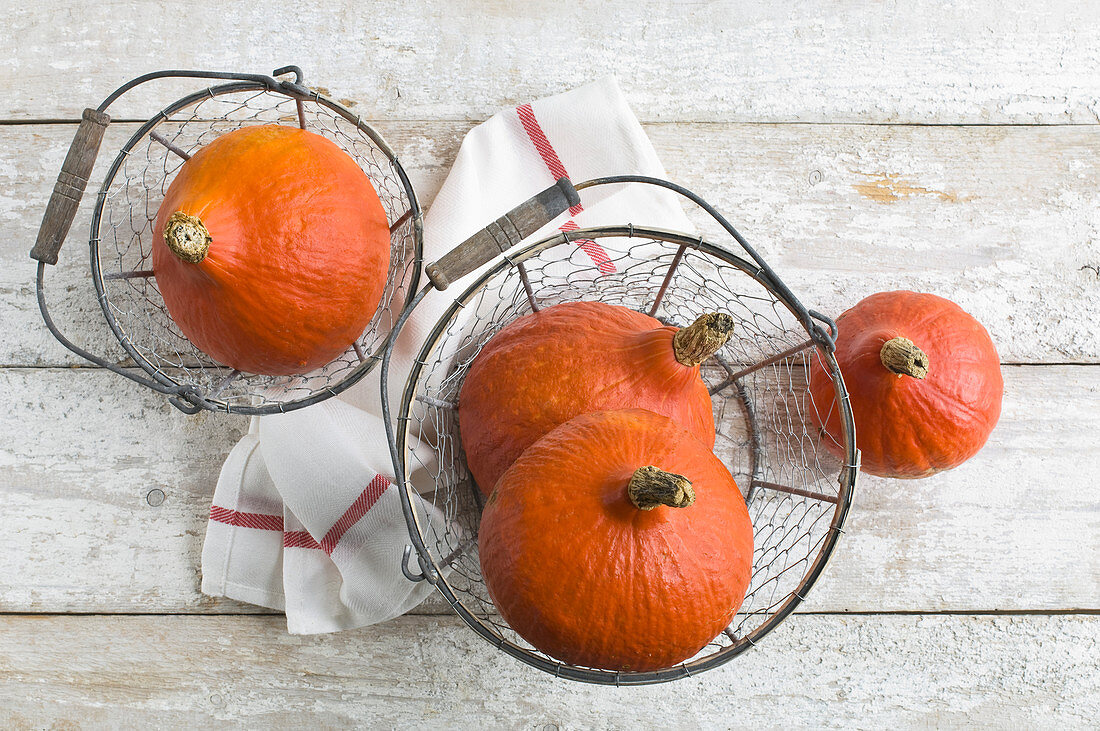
37,69,421,414
389,221,857,685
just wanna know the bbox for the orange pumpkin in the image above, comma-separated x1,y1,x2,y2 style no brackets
809,290,1003,478
152,124,391,375
458,301,732,495
479,408,754,672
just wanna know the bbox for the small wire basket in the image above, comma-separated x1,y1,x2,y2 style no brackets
381,176,859,685
31,67,422,414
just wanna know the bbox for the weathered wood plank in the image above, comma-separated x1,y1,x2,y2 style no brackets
658,123,1100,367
1,365,1096,614
5,2,1100,124
811,363,1100,612
4,122,1098,367
0,614,1096,727
0,368,251,613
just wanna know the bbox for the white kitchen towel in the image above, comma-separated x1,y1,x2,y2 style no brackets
201,76,694,633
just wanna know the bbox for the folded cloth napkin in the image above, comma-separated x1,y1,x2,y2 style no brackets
201,76,694,634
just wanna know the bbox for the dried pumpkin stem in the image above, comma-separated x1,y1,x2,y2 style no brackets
627,466,696,511
164,211,212,264
880,337,929,379
672,312,735,367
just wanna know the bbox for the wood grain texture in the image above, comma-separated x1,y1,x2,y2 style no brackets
813,363,1100,612
425,177,580,289
5,2,1100,124
4,122,1098,367
5,2,1097,720
0,614,1096,727
29,109,111,265
0,368,250,613
1,366,1096,615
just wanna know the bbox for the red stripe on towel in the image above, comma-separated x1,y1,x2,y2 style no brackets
283,530,322,550
559,220,615,274
318,474,390,555
515,104,615,273
208,506,283,532
211,475,390,555
516,104,574,210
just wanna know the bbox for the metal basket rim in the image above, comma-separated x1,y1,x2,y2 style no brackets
87,79,424,415
387,223,858,685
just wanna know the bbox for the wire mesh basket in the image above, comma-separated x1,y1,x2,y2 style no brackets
381,176,859,685
31,67,422,414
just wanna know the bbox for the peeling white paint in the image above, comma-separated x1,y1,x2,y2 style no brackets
4,2,1099,723
0,615,1096,726
4,2,1100,123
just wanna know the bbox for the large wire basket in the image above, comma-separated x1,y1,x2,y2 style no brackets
381,176,859,685
31,67,422,415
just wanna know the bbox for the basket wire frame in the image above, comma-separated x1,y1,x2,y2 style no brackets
386,221,857,685
64,70,422,414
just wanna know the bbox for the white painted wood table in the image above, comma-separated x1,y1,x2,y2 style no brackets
3,2,1099,727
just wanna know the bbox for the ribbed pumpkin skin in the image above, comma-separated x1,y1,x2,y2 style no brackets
809,291,1003,478
479,409,754,672
458,301,716,495
152,124,391,375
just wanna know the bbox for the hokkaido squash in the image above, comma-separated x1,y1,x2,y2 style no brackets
152,124,391,375
809,290,1003,478
479,408,754,672
458,301,733,495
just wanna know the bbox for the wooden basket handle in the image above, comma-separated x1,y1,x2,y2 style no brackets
30,108,111,265
424,177,580,290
